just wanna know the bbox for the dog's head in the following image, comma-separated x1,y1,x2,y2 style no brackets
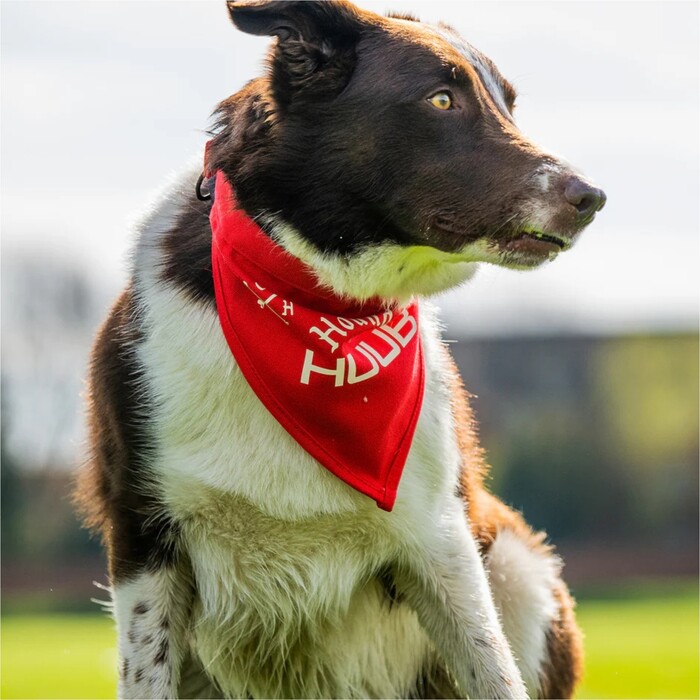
209,0,606,300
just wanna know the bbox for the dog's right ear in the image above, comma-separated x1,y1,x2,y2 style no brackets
226,1,368,104
227,1,363,43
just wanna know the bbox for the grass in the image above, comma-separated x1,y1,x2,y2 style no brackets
1,583,698,699
1,614,116,699
575,583,699,699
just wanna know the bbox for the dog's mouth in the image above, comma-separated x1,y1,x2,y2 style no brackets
496,229,571,264
430,216,572,256
427,215,579,269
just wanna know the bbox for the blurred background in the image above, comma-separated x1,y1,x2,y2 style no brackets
1,1,697,698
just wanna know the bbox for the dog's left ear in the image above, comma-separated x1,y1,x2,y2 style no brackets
227,1,368,104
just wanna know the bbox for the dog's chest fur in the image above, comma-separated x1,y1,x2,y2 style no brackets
131,167,463,696
177,494,434,697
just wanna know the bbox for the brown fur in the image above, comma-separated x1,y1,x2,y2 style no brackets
540,584,584,699
75,289,179,583
210,2,599,263
448,354,584,696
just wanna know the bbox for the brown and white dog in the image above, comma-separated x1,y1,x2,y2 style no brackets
76,2,605,698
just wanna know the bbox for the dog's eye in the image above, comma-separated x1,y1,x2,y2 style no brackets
428,91,453,111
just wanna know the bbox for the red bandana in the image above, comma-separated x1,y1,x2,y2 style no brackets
210,171,425,511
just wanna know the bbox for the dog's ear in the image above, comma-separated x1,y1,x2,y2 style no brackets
227,0,363,42
227,1,367,105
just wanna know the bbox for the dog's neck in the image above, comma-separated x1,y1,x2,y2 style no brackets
203,135,481,303
264,217,482,303
210,169,394,314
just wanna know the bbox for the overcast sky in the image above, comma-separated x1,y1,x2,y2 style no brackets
2,0,698,335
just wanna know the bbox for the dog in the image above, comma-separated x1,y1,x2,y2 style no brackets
76,1,606,698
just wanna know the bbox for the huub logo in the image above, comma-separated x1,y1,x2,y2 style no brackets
301,309,417,387
242,275,417,388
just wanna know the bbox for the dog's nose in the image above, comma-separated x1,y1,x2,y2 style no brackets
564,176,606,222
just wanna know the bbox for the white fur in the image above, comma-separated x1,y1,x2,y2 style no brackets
130,175,450,696
114,164,554,698
487,530,562,696
132,165,474,522
267,218,480,303
114,570,190,699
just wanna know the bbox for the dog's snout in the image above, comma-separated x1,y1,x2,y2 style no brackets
564,176,607,221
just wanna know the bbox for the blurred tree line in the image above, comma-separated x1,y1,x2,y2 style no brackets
453,333,698,549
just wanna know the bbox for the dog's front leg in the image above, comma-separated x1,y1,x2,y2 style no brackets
397,500,528,699
113,563,192,699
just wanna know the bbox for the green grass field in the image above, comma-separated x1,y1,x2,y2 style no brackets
2,584,698,699
574,585,698,699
